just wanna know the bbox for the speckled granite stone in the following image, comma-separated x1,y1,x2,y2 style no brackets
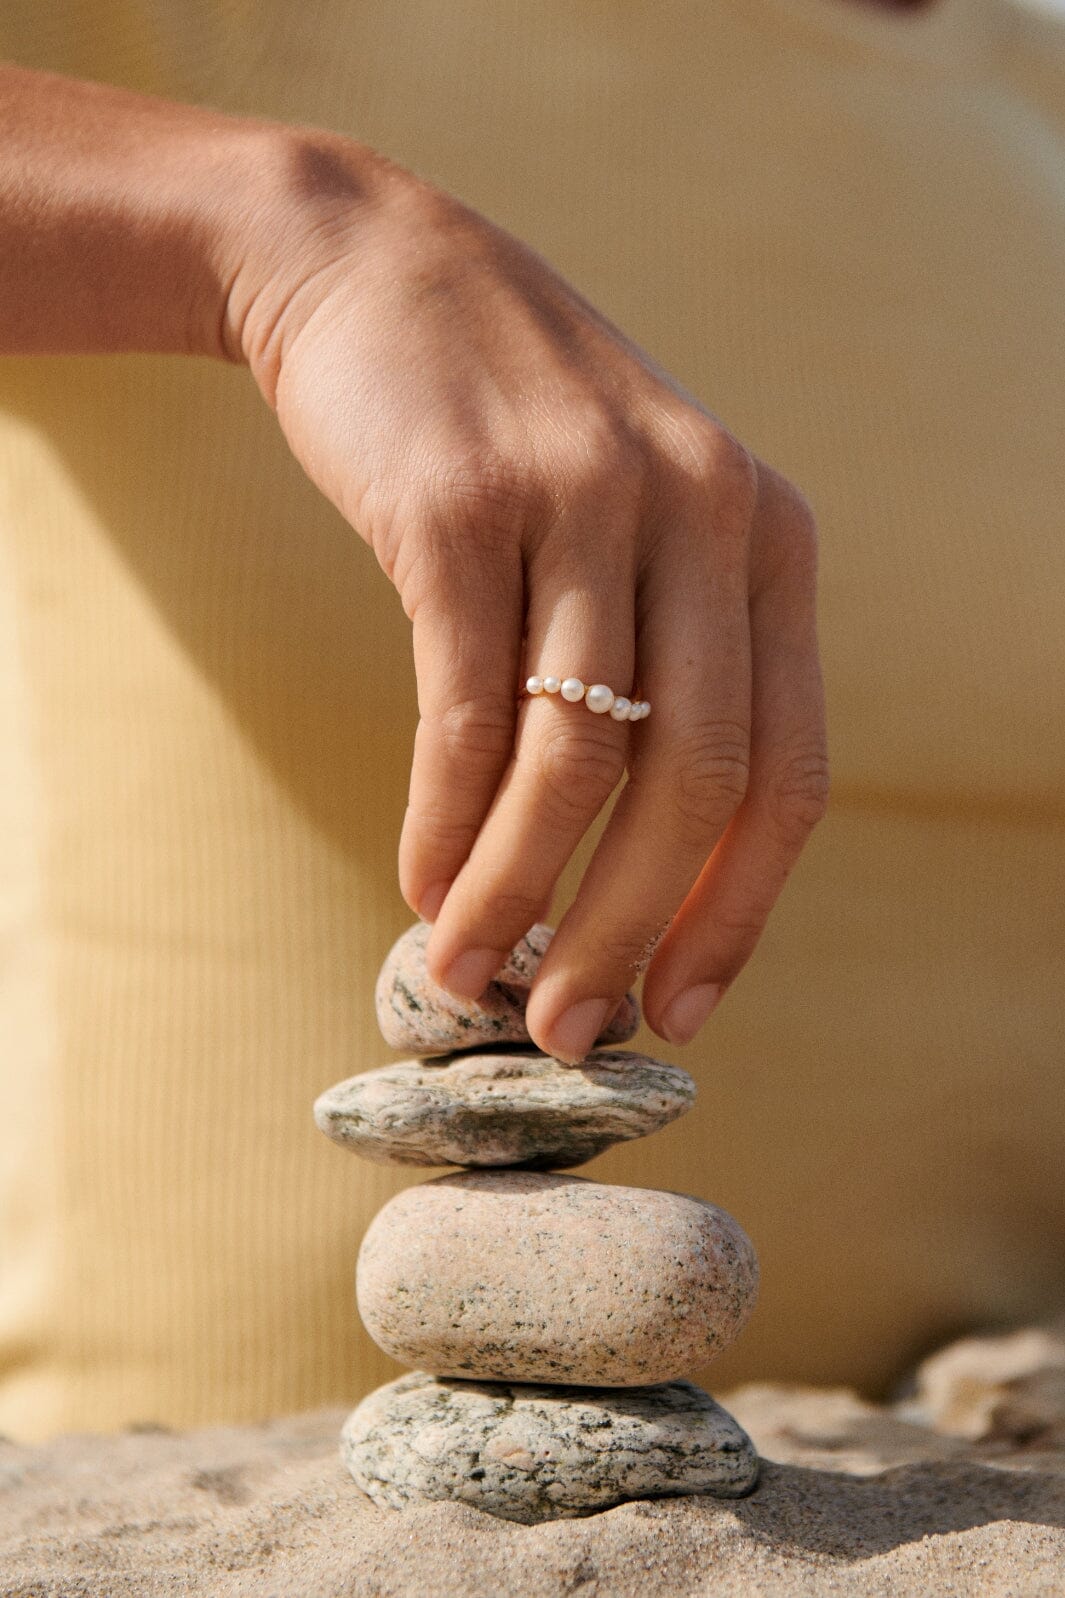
341,1372,759,1523
374,922,639,1054
356,1172,758,1385
6,1375,1065,1594
313,1050,695,1169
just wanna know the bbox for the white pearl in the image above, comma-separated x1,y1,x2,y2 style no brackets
627,701,644,721
560,677,585,703
641,701,651,718
585,683,614,714
610,696,632,721
542,676,561,694
526,675,544,694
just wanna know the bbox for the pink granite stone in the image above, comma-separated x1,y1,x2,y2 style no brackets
356,1171,759,1386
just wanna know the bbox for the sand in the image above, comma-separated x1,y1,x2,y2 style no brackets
2,1375,1063,1597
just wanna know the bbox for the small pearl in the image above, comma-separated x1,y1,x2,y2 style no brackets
560,677,585,702
585,683,614,714
526,675,544,694
627,701,644,721
641,701,651,718
542,676,561,694
610,696,632,721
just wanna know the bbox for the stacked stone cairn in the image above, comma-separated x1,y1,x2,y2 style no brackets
313,921,761,1524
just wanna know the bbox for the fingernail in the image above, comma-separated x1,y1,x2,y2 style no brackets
546,997,611,1064
659,982,723,1045
606,996,628,1027
440,947,506,1000
418,880,452,923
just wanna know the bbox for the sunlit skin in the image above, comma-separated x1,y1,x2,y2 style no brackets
1,5,940,1063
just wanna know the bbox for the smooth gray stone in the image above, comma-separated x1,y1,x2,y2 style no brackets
341,1371,760,1523
374,921,639,1055
313,1050,695,1169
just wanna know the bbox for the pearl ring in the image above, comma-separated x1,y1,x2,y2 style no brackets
524,675,650,722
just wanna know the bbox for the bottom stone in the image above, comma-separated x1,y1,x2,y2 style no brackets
341,1371,759,1524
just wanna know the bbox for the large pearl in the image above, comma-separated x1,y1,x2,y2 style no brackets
543,676,562,694
560,677,585,703
526,675,544,694
610,696,632,721
585,683,615,714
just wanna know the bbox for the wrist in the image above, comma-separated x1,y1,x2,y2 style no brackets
214,124,413,401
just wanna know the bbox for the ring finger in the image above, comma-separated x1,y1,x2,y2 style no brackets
423,512,637,1003
524,468,754,1060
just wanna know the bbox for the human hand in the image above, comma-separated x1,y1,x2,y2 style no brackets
227,131,829,1063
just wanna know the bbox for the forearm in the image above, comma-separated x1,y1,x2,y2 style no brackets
0,63,386,368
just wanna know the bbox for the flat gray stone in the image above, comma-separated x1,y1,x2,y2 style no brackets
341,1371,759,1523
374,921,639,1054
356,1172,759,1386
313,1050,695,1169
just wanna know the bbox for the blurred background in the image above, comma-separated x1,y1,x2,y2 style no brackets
1,0,1063,1444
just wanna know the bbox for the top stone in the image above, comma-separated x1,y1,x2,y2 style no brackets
375,921,640,1055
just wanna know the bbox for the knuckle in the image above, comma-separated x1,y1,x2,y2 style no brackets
714,430,760,503
661,423,758,560
392,538,437,619
669,721,751,842
754,467,821,586
429,452,540,541
697,904,773,984
550,421,646,523
479,886,551,931
595,927,664,983
534,722,627,821
686,427,759,525
705,905,767,948
668,722,751,843
759,744,832,844
404,803,476,854
435,693,515,764
712,442,760,544
592,433,646,505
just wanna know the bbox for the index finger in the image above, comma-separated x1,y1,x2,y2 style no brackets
397,529,524,924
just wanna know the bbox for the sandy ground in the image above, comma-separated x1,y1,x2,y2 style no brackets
1,1374,1063,1597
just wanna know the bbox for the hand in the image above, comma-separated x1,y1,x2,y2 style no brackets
228,131,829,1063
